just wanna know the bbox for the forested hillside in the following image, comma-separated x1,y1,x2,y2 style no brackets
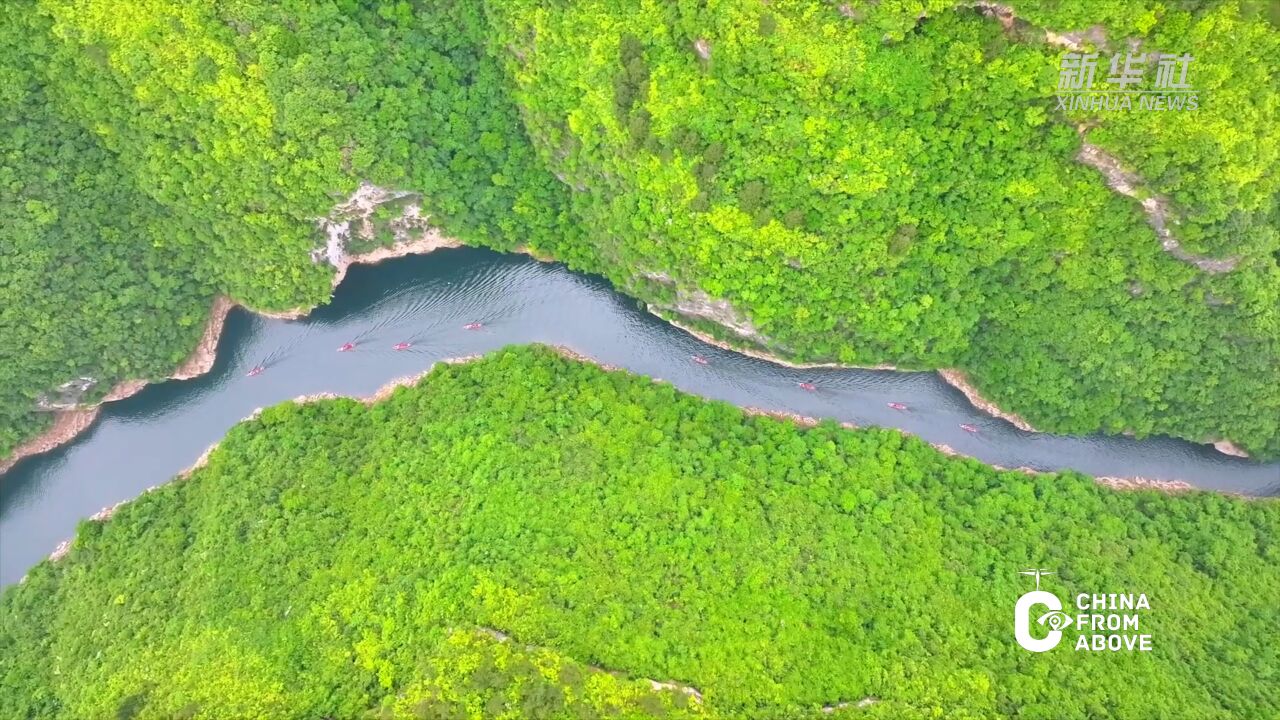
481,0,1280,455
2,347,1276,719
0,0,577,456
2,0,1278,459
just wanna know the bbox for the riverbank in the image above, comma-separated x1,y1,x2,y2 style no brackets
654,306,1041,430
0,232,466,477
650,302,1260,456
0,409,103,477
0,295,238,476
9,349,1271,719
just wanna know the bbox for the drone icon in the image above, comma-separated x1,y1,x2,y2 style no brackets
1019,568,1055,590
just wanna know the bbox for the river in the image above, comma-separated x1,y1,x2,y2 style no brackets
2,248,1276,584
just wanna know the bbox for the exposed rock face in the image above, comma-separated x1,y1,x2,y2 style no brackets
268,183,462,319
1095,475,1195,493
823,697,878,713
314,182,440,270
103,380,148,401
669,288,768,345
966,4,1236,274
938,369,1038,433
1045,25,1108,50
476,626,704,704
1076,144,1239,273
35,377,97,411
639,269,673,284
1212,439,1249,458
973,1,1107,50
974,1,1015,30
172,296,235,381
639,269,771,347
0,408,101,476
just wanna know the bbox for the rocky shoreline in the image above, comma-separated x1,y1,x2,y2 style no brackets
1,294,240,477
739,400,1195,494
653,304,1039,428
647,296,1033,433
650,300,1255,457
934,369,1038,433
1,409,103,476
0,184,467,476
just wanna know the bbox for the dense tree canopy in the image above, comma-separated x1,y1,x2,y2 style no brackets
2,347,1277,719
0,0,576,455
482,0,1280,455
1,1,1277,458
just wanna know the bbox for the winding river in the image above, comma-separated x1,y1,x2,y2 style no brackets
2,248,1277,585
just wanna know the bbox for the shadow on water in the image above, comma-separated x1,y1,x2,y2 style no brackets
2,247,1277,584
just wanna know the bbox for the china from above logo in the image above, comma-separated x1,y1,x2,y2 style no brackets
1056,51,1198,112
1013,569,1153,653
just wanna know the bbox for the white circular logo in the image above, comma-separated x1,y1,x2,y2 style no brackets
1015,589,1066,652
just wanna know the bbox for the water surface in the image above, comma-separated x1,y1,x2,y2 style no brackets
3,249,1276,584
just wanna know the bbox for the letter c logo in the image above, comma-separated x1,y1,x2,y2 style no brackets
1015,590,1063,652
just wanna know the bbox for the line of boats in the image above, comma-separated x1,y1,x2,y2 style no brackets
245,322,488,377
247,334,980,433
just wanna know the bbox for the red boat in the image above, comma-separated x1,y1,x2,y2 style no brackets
463,322,484,330
246,366,264,377
393,342,412,351
691,355,709,366
960,423,980,434
798,382,816,392
337,342,356,352
887,402,908,411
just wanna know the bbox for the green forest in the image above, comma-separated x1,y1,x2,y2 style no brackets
1,347,1276,718
2,0,1278,458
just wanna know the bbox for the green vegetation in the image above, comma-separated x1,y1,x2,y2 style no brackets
2,1,1277,459
2,347,1277,719
0,0,576,455
483,0,1280,455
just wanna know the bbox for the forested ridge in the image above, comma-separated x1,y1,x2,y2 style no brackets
1,347,1276,719
0,0,579,457
2,0,1278,460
